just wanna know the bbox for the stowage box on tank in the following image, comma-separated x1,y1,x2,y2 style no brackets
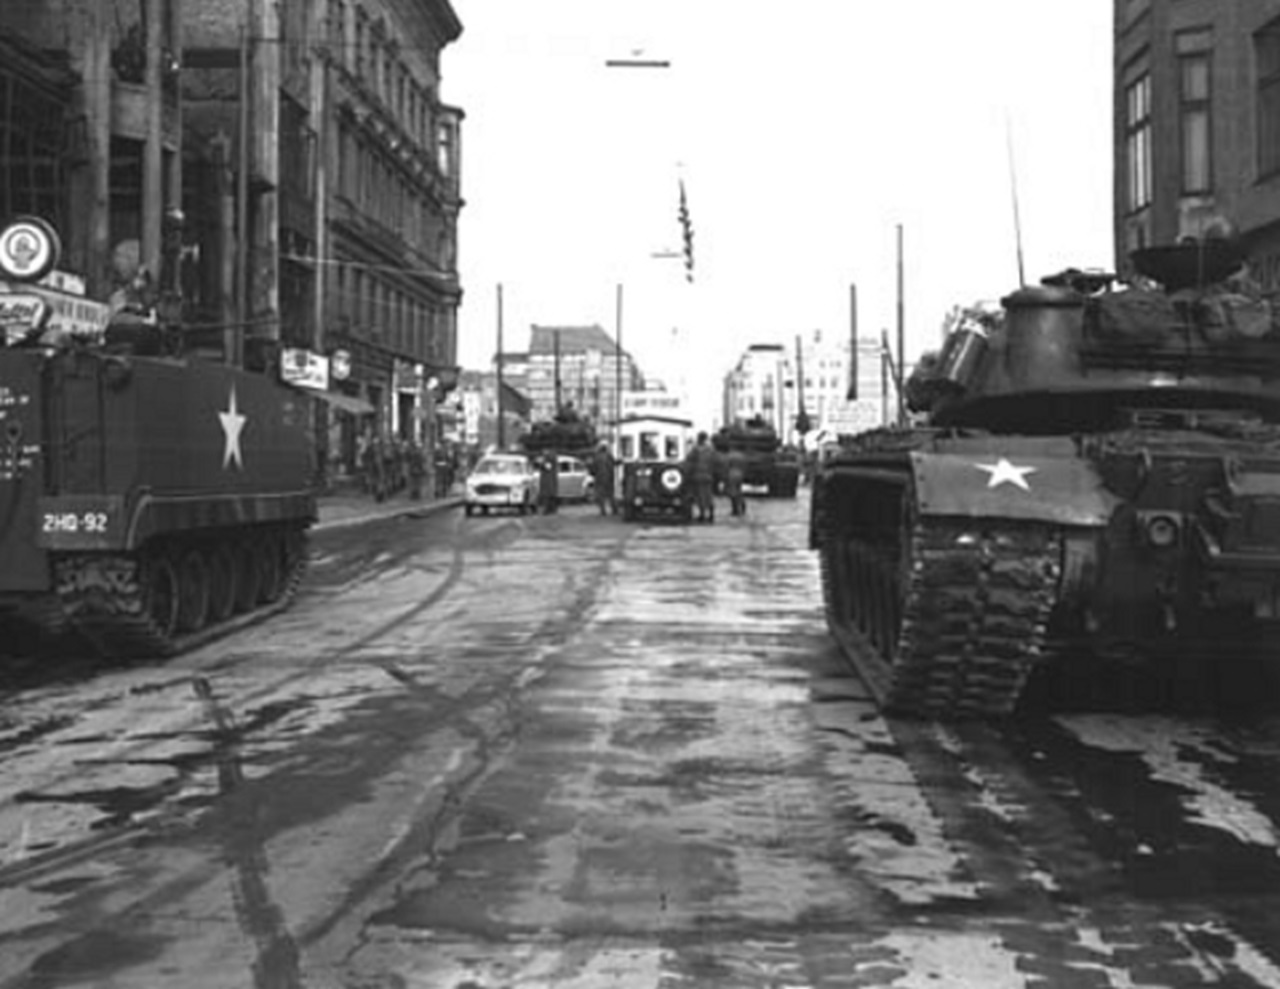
811,240,1280,717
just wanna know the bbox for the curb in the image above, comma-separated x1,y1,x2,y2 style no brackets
313,496,462,533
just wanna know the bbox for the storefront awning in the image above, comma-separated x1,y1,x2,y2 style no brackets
297,387,375,416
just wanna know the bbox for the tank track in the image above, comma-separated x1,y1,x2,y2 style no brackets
821,518,1062,717
52,530,309,659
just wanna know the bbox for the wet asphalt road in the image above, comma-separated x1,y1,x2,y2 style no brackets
4,495,1280,986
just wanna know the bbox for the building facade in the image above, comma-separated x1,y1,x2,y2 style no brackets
523,324,643,427
1114,0,1280,288
722,335,886,444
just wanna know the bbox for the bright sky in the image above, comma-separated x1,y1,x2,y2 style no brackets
442,1,1114,427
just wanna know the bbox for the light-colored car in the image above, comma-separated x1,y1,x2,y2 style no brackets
556,455,595,503
464,454,540,516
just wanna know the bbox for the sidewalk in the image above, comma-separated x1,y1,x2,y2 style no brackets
313,484,462,532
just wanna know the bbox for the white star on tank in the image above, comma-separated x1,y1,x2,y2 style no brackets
219,387,247,469
975,457,1036,491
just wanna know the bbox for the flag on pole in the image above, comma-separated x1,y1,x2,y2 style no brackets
678,178,694,283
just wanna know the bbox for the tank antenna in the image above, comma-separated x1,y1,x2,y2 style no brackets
1006,114,1026,287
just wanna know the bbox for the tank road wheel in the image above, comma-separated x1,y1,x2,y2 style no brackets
142,553,180,641
233,541,262,613
175,550,212,633
208,543,238,623
255,534,285,604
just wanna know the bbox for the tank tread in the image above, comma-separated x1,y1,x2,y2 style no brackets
824,519,1061,717
54,535,309,659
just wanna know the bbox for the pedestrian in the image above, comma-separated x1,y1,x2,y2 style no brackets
590,441,616,516
407,441,426,500
538,452,559,514
685,431,718,523
726,446,747,517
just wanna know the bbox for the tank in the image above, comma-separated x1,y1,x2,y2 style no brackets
810,239,1280,716
0,218,315,658
712,415,800,497
518,404,600,461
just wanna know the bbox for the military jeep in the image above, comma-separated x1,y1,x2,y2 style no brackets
621,460,694,523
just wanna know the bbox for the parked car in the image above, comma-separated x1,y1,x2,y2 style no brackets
556,455,595,503
464,453,541,516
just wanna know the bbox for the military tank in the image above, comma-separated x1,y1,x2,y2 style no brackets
810,239,1280,717
519,404,600,461
713,415,800,497
0,217,315,658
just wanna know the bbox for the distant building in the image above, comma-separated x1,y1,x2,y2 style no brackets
457,369,531,454
1113,0,1280,289
722,335,887,443
524,324,643,426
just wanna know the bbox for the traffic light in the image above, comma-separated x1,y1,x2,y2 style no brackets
678,179,694,283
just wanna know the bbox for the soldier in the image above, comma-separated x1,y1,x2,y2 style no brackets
725,446,748,517
590,441,617,516
685,431,718,523
406,441,426,500
538,452,559,514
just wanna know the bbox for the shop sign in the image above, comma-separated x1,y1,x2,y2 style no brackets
280,348,331,390
331,348,352,381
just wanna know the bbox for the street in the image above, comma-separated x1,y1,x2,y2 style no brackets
3,495,1280,988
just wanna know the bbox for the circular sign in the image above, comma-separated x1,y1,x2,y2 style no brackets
660,467,684,492
330,348,352,381
0,216,61,283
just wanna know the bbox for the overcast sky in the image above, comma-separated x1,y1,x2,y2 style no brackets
442,1,1114,426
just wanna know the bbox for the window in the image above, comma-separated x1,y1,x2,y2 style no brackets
1125,73,1153,211
1178,30,1212,193
1257,18,1280,177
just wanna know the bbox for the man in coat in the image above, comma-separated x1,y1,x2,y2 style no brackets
685,431,718,523
590,441,617,516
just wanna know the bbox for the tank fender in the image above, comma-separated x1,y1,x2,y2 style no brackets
908,451,1119,527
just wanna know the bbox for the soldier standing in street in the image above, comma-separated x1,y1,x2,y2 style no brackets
686,431,718,523
407,441,426,500
726,446,747,517
590,441,616,516
538,452,559,514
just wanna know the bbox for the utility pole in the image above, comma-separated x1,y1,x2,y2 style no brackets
794,333,808,437
847,282,858,401
553,328,563,414
896,224,906,426
615,283,623,454
496,283,505,450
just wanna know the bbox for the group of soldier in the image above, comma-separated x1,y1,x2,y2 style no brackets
358,435,458,503
534,432,747,523
684,431,748,522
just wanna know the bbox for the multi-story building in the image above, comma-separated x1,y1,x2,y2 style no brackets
722,335,887,444
0,0,464,484
523,324,643,426
457,369,531,458
1114,0,1280,288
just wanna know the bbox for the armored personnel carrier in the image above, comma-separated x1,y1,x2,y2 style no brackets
713,416,800,497
0,217,315,658
810,239,1280,716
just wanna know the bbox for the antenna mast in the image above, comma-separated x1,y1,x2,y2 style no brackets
1006,115,1026,287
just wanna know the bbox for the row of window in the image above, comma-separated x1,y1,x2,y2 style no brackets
327,0,437,159
1125,18,1280,214
337,121,454,268
329,265,454,364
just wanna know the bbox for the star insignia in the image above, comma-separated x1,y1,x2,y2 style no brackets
218,386,247,469
975,457,1036,491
